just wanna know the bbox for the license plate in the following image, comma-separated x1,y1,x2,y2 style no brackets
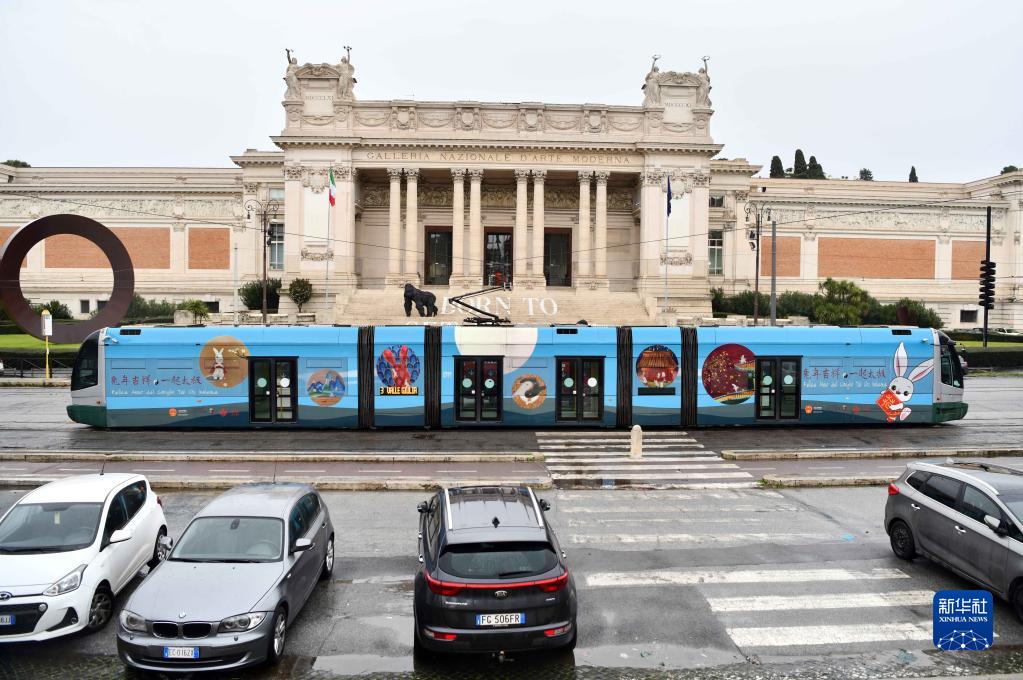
162,646,199,659
476,612,524,627
0,615,13,626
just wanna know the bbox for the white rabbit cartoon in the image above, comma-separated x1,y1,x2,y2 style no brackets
208,348,226,382
876,341,934,422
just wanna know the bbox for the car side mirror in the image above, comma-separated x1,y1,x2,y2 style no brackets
417,501,429,514
292,537,314,553
984,515,1008,536
108,528,132,545
159,535,174,550
539,499,551,512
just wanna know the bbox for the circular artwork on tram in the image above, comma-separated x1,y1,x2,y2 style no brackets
199,336,250,388
636,345,679,388
511,374,547,410
307,369,346,406
701,343,756,405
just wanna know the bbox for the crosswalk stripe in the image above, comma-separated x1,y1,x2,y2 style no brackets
548,463,740,472
545,457,721,464
537,438,698,444
707,590,934,612
535,431,689,437
551,471,753,481
585,567,909,587
569,531,832,545
545,451,719,458
540,444,704,450
727,621,931,647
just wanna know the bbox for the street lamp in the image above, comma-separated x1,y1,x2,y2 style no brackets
744,197,771,326
244,197,280,324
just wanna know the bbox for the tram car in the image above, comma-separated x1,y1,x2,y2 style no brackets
67,325,967,429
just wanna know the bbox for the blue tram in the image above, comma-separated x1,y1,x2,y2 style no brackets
67,324,967,428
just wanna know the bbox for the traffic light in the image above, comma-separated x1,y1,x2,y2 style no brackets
979,259,996,309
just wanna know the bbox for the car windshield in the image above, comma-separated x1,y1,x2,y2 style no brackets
0,502,102,553
170,516,283,562
439,541,558,580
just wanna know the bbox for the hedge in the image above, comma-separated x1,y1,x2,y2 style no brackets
946,330,1023,343
962,346,1023,369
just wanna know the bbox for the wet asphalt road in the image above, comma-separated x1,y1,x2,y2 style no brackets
4,487,1023,678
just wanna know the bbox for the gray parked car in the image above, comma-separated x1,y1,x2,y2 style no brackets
116,483,334,672
885,461,1023,617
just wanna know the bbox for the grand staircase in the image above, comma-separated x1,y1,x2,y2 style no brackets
331,286,709,326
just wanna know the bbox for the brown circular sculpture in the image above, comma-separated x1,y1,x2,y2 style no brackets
0,214,135,343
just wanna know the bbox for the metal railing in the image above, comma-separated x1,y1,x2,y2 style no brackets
0,357,73,378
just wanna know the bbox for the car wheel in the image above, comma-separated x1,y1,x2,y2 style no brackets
266,606,287,665
320,534,334,580
149,527,169,568
85,585,114,632
889,520,916,561
565,627,577,651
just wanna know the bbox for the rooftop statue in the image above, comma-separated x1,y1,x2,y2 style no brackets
641,54,662,107
337,45,356,100
283,48,300,99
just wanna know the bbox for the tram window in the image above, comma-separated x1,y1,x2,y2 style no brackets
71,334,99,391
940,345,962,388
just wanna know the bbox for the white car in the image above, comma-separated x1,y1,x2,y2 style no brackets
0,473,167,642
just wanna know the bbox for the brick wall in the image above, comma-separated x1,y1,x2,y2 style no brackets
43,228,170,269
187,228,230,270
819,237,934,279
0,227,26,268
758,235,801,277
951,240,985,280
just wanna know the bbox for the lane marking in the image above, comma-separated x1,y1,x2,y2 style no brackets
570,532,833,545
708,590,934,612
435,469,477,473
131,468,176,473
569,516,765,526
358,469,402,473
727,621,931,647
813,466,848,470
283,469,326,473
0,466,27,471
742,467,777,470
561,505,798,514
57,467,99,472
208,468,251,472
585,567,910,588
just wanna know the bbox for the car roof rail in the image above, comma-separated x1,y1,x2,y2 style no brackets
944,459,1023,477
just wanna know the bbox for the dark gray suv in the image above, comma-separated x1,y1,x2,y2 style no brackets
413,486,577,655
885,461,1023,617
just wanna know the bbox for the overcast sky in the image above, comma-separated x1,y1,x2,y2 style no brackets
1,0,1019,182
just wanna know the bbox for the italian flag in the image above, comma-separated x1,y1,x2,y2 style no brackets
328,168,336,206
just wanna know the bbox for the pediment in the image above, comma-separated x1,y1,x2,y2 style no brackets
295,63,342,79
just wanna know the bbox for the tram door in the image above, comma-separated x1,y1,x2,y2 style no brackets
249,358,298,424
455,357,503,422
556,357,603,422
755,357,801,420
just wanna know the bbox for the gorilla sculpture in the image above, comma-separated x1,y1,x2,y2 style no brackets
404,283,439,317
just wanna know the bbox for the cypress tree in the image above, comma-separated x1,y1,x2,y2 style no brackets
909,166,918,182
807,155,826,179
769,156,785,178
858,168,874,181
793,149,808,178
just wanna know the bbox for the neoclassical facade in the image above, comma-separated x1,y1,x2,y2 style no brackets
1,54,1020,328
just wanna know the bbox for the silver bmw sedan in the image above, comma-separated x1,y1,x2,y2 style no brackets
116,482,334,673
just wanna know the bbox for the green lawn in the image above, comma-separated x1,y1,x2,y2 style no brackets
0,334,81,352
957,340,1023,348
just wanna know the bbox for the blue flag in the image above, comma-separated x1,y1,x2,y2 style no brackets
666,176,672,216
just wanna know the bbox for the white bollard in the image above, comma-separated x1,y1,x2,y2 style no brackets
630,424,643,459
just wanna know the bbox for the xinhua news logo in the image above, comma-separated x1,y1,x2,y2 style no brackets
933,590,993,651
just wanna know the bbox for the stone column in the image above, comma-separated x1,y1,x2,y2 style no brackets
450,168,466,281
468,169,484,282
343,167,358,281
576,171,592,282
531,169,546,286
594,171,609,282
386,168,403,284
639,170,665,281
690,171,711,279
404,168,420,283
513,169,530,285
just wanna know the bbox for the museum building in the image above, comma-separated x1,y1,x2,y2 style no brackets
1,54,1020,329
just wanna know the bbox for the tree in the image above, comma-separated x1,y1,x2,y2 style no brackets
813,278,874,325
180,299,210,325
776,291,818,319
769,156,785,178
894,298,943,329
806,156,826,179
2,159,30,168
858,168,874,181
32,300,73,320
287,278,314,312
793,149,808,178
1003,165,1019,174
908,166,918,182
239,278,282,311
